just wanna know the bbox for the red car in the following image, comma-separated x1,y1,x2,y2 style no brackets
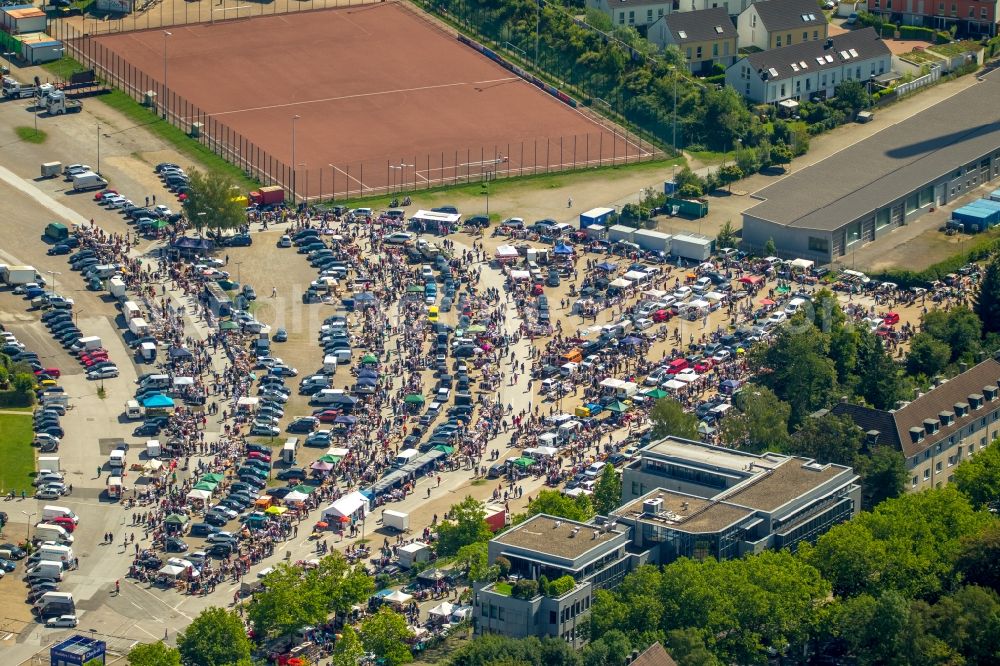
77,347,108,358
315,409,341,423
652,309,672,323
666,359,689,374
93,189,119,202
694,359,713,373
883,312,900,326
248,451,271,463
34,368,61,378
51,516,76,532
82,354,109,366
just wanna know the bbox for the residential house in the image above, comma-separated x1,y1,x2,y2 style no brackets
725,27,891,103
866,0,997,37
831,354,1000,492
737,0,828,50
587,0,745,28
648,7,739,72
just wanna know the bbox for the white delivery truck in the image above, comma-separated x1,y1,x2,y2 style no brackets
109,449,125,469
0,264,43,286
42,505,78,524
282,438,298,464
71,336,102,352
393,449,419,468
71,171,108,192
121,301,140,320
36,544,74,565
129,317,149,337
125,399,144,420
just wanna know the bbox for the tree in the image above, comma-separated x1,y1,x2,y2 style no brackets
718,386,790,452
666,628,722,666
698,86,753,151
593,465,623,515
176,607,252,666
583,630,633,666
525,489,594,522
127,642,182,666
853,329,906,410
954,439,1000,510
769,141,793,169
857,446,907,507
751,327,837,426
921,307,981,363
650,398,699,440
361,607,413,666
716,220,736,249
764,238,776,256
833,79,871,113
449,635,582,666
181,169,246,236
331,626,365,666
437,495,492,555
906,332,950,377
791,412,862,466
956,523,1000,592
248,562,328,639
716,164,743,192
456,542,490,581
826,592,911,666
677,182,703,199
975,255,1000,334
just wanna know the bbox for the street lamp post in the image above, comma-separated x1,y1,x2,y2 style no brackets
162,31,171,119
47,270,61,294
291,115,301,204
96,124,101,175
21,511,35,543
2,51,14,74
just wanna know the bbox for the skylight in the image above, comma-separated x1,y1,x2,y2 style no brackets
791,63,799,71
816,57,825,65
825,54,834,62
799,60,808,68
678,30,687,38
768,67,779,77
839,50,850,59
714,25,724,33
801,12,816,20
848,48,859,57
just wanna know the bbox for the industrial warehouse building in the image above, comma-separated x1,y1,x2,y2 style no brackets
741,68,1000,263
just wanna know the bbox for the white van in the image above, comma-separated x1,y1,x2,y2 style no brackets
33,591,74,611
109,449,126,469
33,523,73,544
393,449,419,468
25,561,63,581
122,301,141,320
329,349,352,364
140,374,171,390
282,438,298,464
311,389,346,406
42,505,78,524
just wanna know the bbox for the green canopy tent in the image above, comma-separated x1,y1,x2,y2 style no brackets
201,473,225,483
606,401,630,413
466,324,487,333
406,285,425,293
219,321,239,331
292,484,317,495
318,454,341,464
163,513,188,525
193,481,217,492
404,394,425,405
643,388,668,399
432,445,455,454
513,456,536,467
361,354,379,364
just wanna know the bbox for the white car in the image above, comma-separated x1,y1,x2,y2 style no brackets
13,282,40,295
645,366,670,386
277,235,292,248
64,164,91,177
87,366,119,380
384,232,414,245
766,312,788,326
672,286,692,300
107,198,133,210
32,472,65,486
675,368,700,381
256,356,282,369
634,317,654,331
35,487,61,500
45,614,78,628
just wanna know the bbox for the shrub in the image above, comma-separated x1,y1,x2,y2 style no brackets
512,579,539,599
898,25,935,40
547,575,576,597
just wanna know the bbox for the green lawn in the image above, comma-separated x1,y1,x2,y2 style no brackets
0,413,35,494
15,126,47,144
41,56,87,81
492,582,513,596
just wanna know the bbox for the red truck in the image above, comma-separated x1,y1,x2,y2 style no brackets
248,185,285,206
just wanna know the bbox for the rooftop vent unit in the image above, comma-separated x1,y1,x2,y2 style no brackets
569,527,580,538
643,498,664,514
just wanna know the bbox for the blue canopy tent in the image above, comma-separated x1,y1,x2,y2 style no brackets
334,415,357,426
168,347,193,359
143,393,175,409
622,336,644,346
355,377,377,386
553,243,574,255
358,369,378,379
596,261,617,271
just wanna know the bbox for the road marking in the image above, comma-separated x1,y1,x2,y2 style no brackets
214,4,251,11
128,582,193,621
0,164,91,229
205,77,520,117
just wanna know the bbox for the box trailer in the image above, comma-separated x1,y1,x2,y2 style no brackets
248,185,284,206
579,207,615,228
607,224,636,243
40,162,62,178
38,456,60,472
382,509,409,532
108,276,127,299
128,317,149,337
670,233,713,261
1,264,42,285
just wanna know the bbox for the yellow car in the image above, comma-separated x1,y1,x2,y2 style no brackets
38,378,58,388
428,306,439,322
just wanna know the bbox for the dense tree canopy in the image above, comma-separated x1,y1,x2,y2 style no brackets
954,439,1000,510
176,608,252,666
437,496,493,555
524,489,595,522
650,398,699,440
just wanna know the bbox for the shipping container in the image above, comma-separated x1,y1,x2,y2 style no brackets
665,196,708,219
989,189,1000,202
579,206,615,228
670,233,713,261
249,185,285,206
633,229,672,253
607,224,636,243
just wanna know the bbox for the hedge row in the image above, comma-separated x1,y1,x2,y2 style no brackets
0,389,34,408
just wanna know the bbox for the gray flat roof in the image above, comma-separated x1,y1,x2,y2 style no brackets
493,514,624,561
745,69,1000,232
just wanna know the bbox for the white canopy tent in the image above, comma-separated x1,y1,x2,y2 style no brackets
327,447,350,457
322,490,370,520
509,270,531,281
623,270,648,282
283,490,309,503
187,488,212,501
790,258,815,270
384,590,413,605
237,397,259,408
663,379,686,391
609,278,632,289
429,601,455,618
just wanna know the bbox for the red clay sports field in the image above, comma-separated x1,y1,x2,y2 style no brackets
85,2,652,199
